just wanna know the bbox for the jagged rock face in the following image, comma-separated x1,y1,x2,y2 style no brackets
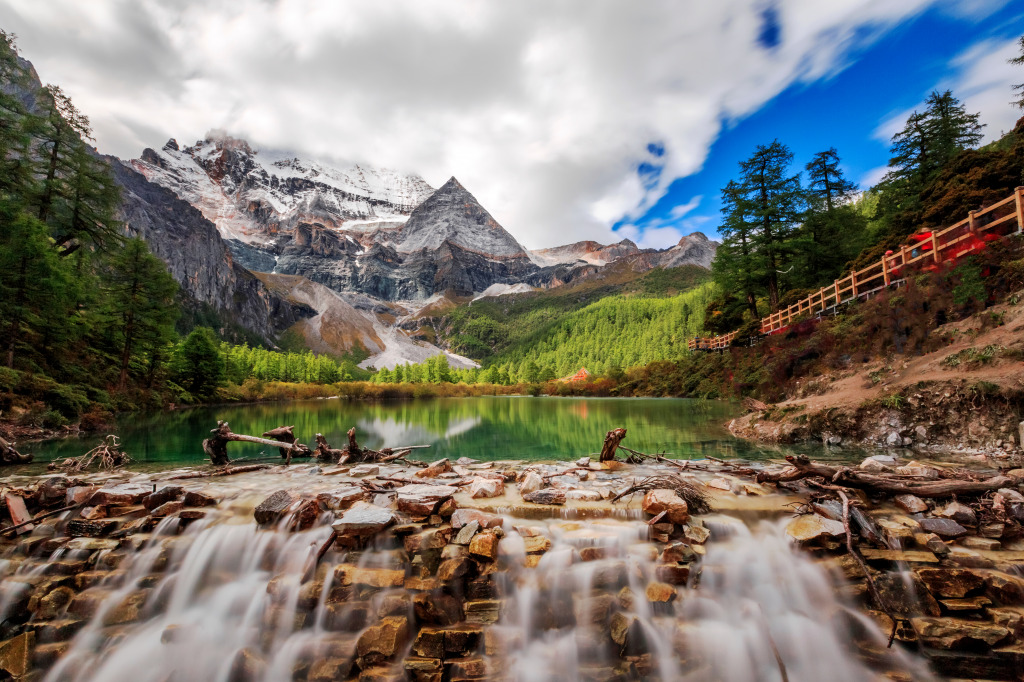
530,238,640,267
394,177,528,258
131,135,434,244
110,158,313,342
658,232,718,269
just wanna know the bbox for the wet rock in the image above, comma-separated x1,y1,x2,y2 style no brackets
468,477,503,499
437,557,470,582
356,616,410,662
229,647,267,682
65,485,98,505
641,489,689,524
705,478,732,492
786,514,844,542
985,572,1024,603
453,521,479,545
66,519,119,537
332,503,395,543
89,483,152,506
939,596,991,611
451,509,503,529
917,568,986,598
947,547,994,569
894,494,928,514
654,564,690,585
886,431,902,447
413,592,462,626
979,522,1005,539
142,485,184,510
645,582,677,603
151,501,183,517
860,457,892,473
576,457,591,467
895,461,940,479
335,566,405,589
415,459,452,479
464,600,501,624
874,572,940,617
911,617,1009,649
683,522,710,544
518,471,543,496
254,490,296,525
103,589,148,626
919,517,968,538
662,542,698,564
0,632,33,677
523,489,566,505
810,500,843,521
183,490,218,507
469,533,499,561
961,536,1000,551
565,489,602,501
938,501,977,526
914,532,950,556
349,464,380,477
522,536,552,554
317,487,366,511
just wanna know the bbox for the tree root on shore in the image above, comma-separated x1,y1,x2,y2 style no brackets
48,435,129,472
611,474,712,514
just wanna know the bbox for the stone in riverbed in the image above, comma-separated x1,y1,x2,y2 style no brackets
356,616,409,661
183,490,218,507
916,568,986,598
939,500,977,526
469,477,504,499
451,509,503,530
518,472,543,496
894,494,928,514
565,489,602,502
911,617,1009,649
895,461,940,479
523,489,566,505
785,514,844,542
332,503,395,542
919,517,969,538
143,485,184,510
254,490,296,525
641,489,689,524
961,536,1000,551
453,521,479,545
415,459,453,479
349,464,379,477
0,632,34,677
469,533,500,561
88,483,152,506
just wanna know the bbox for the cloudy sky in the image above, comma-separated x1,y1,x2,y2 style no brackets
1,1,1022,249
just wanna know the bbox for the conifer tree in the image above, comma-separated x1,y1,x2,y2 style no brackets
796,148,865,285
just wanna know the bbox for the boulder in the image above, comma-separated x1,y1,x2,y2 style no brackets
143,485,185,510
911,617,1009,649
860,457,892,473
916,568,986,599
895,461,940,479
413,592,462,626
641,489,689,524
356,616,409,660
518,472,543,496
183,490,218,507
523,489,566,505
453,521,480,546
316,486,366,511
469,478,504,499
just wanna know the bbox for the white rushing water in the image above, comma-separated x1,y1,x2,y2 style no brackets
0,506,933,682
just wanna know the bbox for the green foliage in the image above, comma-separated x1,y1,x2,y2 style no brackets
881,393,905,410
949,256,987,309
1011,35,1024,110
171,328,224,400
942,344,1004,369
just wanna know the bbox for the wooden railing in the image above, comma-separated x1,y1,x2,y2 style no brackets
690,186,1024,350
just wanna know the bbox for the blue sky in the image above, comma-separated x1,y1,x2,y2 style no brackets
622,1,1024,243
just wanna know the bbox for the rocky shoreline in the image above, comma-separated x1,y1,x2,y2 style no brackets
0,447,1021,680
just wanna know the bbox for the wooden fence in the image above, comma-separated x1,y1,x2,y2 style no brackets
689,186,1024,351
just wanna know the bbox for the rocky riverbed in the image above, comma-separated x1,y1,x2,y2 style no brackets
0,452,1022,681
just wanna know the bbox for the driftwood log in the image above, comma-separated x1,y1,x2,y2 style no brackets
0,435,32,465
757,455,1012,498
202,421,306,466
314,433,347,464
263,425,312,464
600,428,627,462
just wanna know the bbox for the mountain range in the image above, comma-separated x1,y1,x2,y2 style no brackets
119,133,718,368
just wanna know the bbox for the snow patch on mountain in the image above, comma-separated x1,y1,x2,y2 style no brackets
472,282,536,301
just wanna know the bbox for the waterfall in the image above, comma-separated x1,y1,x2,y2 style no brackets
0,504,931,682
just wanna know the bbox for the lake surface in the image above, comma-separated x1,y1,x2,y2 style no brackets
17,396,839,470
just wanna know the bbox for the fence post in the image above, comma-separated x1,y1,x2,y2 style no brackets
931,229,941,264
883,255,890,286
1016,186,1024,235
834,279,840,305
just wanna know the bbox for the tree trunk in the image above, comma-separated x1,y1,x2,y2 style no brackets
202,421,305,466
599,428,627,462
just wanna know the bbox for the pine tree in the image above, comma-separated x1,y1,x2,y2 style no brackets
796,148,865,285
1011,35,1024,109
712,180,762,318
101,239,179,389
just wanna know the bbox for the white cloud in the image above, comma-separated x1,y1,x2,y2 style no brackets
860,164,890,189
669,195,703,220
945,37,1023,142
0,0,1004,248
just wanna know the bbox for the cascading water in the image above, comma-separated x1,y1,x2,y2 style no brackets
0,490,933,682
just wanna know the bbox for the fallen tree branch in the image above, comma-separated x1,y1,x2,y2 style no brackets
611,474,712,515
0,503,83,535
0,434,32,465
756,455,1011,498
600,428,627,462
165,464,272,480
202,421,305,466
